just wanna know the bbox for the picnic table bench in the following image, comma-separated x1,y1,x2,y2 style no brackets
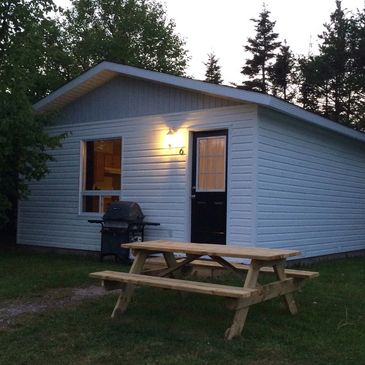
90,240,319,340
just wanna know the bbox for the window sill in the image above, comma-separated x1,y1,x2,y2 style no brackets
79,212,103,218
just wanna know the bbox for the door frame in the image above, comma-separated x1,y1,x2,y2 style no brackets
189,129,229,243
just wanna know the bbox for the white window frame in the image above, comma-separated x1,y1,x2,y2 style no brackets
79,137,123,215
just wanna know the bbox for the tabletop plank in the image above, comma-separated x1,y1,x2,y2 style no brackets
122,240,300,260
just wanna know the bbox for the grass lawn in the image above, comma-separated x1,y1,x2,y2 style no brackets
0,248,364,365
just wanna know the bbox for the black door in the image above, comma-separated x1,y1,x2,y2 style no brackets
191,130,228,244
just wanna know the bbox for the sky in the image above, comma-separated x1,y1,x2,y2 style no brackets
55,0,364,84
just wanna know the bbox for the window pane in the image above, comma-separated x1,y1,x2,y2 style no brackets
82,195,120,213
102,196,119,212
197,136,226,191
83,196,100,213
85,139,121,190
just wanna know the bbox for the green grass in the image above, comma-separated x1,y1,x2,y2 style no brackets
0,248,364,365
0,248,124,299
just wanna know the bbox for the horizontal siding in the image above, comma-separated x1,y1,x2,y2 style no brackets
60,75,240,124
17,105,256,251
256,107,365,257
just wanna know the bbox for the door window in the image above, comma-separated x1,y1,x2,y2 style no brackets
196,136,226,192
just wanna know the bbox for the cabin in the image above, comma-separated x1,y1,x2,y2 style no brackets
17,61,365,259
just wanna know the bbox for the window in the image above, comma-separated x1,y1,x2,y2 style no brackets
196,136,226,191
81,138,122,213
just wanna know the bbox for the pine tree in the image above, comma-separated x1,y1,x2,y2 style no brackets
269,41,295,101
204,53,223,84
241,5,281,93
317,0,353,124
296,56,321,113
295,1,365,129
349,7,365,130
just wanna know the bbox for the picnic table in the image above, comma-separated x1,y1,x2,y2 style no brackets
90,240,318,339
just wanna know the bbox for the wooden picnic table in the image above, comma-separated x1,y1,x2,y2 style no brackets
90,240,318,340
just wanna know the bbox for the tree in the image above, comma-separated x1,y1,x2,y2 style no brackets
294,1,365,129
241,5,281,93
0,0,191,231
0,0,68,230
0,94,66,229
63,0,189,76
0,0,74,101
269,41,295,101
204,53,223,84
296,56,321,113
349,7,365,130
316,0,354,124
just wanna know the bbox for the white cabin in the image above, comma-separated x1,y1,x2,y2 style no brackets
17,62,365,258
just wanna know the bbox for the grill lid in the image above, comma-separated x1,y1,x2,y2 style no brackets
103,201,145,223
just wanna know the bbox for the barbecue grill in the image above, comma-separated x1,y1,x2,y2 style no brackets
88,201,159,263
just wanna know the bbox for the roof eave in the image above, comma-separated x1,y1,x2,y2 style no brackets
33,61,365,144
267,97,365,144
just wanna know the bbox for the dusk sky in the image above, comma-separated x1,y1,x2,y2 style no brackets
56,0,364,84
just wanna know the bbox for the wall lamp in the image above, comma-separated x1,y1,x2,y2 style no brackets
165,128,185,155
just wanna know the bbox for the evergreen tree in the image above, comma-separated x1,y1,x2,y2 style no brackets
241,5,281,93
204,53,223,84
269,41,295,101
296,56,322,113
317,0,353,124
349,7,365,130
295,1,365,129
351,7,365,90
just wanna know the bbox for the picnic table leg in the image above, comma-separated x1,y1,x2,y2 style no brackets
273,263,298,315
163,252,178,267
225,260,261,340
163,252,179,277
111,250,148,318
162,251,189,298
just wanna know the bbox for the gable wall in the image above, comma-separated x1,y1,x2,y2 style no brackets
17,105,256,251
59,75,240,124
256,107,365,258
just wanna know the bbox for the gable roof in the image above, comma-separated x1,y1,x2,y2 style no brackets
34,61,365,144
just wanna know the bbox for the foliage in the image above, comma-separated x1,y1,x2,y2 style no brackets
0,0,74,101
204,52,223,84
0,0,68,228
0,0,189,229
0,92,67,228
241,1,365,130
318,0,352,122
349,7,365,130
63,0,189,76
269,42,295,101
241,6,281,93
296,55,322,113
296,1,365,129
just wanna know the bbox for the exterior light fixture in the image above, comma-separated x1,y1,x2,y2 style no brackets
165,128,185,155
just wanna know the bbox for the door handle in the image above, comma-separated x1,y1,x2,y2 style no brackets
191,194,196,199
